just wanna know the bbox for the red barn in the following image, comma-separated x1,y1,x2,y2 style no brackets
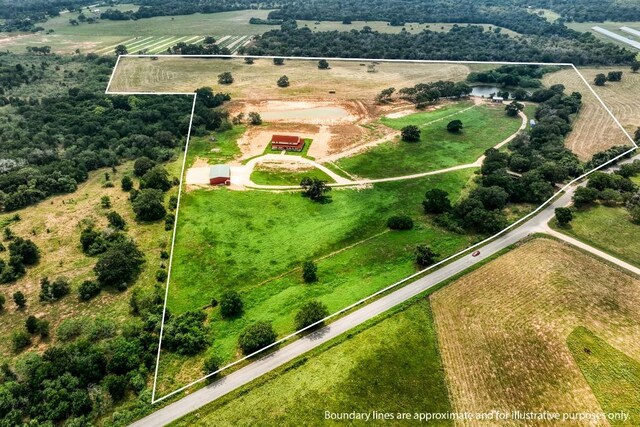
209,164,231,185
271,134,305,152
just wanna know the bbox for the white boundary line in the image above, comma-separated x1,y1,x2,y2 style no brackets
104,55,638,405
151,93,198,403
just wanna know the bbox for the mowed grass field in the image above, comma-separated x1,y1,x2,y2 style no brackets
431,238,640,420
109,56,472,98
552,204,640,268
334,102,523,178
542,67,637,160
157,170,478,394
568,327,640,425
250,165,335,185
172,299,452,427
0,8,272,54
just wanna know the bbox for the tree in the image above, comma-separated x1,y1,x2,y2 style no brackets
273,58,284,65
447,119,463,133
375,87,395,104
401,125,420,142
107,211,126,230
632,61,640,73
78,280,101,301
0,294,5,311
277,75,290,87
248,111,262,125
100,195,111,209
140,165,171,191
121,175,133,191
386,215,414,230
217,71,234,85
318,59,330,69
26,315,39,334
423,189,451,214
302,260,318,283
607,71,623,82
40,277,70,302
9,237,40,265
300,177,331,203
555,207,573,227
295,300,329,330
133,157,156,177
572,186,599,207
13,291,26,309
132,189,166,221
238,321,277,355
505,101,524,117
114,45,128,56
594,73,607,86
11,330,30,352
219,290,243,318
94,240,144,290
103,374,127,401
244,57,254,64
163,310,208,355
203,353,223,376
415,245,438,267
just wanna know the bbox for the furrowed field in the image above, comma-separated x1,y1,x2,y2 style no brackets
431,238,640,421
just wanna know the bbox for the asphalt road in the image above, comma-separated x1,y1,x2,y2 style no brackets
131,183,575,427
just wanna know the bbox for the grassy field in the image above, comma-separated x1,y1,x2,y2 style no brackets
172,299,452,427
334,103,522,178
0,9,272,54
187,127,244,168
551,204,640,268
250,164,335,185
431,238,640,419
568,327,640,425
109,56,473,98
0,158,179,360
157,169,479,394
543,67,637,160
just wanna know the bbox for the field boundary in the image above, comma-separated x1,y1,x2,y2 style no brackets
104,55,637,404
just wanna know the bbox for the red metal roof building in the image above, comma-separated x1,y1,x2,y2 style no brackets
271,135,305,152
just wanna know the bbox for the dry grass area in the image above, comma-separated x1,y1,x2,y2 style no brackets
542,68,637,160
431,238,640,425
0,162,176,359
109,56,471,99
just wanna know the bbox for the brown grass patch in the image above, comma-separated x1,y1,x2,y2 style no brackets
542,68,636,161
431,238,640,424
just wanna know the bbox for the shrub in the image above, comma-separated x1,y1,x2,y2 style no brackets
132,189,166,221
57,318,85,342
103,374,127,401
133,157,156,177
106,211,126,230
203,353,223,376
386,215,414,230
217,71,234,84
415,245,439,267
277,75,289,87
401,125,420,142
11,330,31,352
238,321,277,355
163,310,208,355
100,196,111,209
26,315,39,334
220,290,243,318
554,207,573,227
155,269,167,282
294,300,329,330
8,237,40,265
121,175,133,191
40,276,71,302
78,280,101,301
446,119,463,132
302,260,318,283
12,291,26,309
0,293,4,310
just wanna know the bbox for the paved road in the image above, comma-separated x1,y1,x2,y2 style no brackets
131,182,573,427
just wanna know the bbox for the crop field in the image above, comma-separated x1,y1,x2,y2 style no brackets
0,8,270,54
431,238,640,422
0,159,179,360
334,102,523,178
542,67,637,160
173,299,452,427
156,170,479,395
552,205,640,268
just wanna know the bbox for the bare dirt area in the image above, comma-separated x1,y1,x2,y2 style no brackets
543,68,636,161
431,238,640,424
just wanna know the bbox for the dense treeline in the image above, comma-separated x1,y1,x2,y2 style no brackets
523,0,640,23
467,65,558,88
100,0,276,21
0,0,102,31
246,26,636,66
0,54,194,211
430,83,584,234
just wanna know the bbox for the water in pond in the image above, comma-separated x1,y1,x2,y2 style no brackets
471,86,508,97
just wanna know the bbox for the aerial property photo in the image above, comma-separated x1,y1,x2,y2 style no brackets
1,0,640,426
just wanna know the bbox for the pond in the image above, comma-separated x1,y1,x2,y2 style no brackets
471,85,508,98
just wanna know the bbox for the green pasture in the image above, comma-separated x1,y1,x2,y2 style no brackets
334,102,523,178
250,166,335,185
172,299,452,426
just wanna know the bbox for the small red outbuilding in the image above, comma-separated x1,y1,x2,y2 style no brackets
209,164,231,185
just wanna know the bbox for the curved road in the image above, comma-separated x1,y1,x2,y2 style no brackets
131,175,575,427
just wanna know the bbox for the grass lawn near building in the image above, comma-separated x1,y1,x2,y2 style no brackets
335,102,522,178
250,165,335,185
171,298,453,427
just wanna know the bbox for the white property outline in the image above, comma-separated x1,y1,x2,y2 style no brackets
105,55,638,404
